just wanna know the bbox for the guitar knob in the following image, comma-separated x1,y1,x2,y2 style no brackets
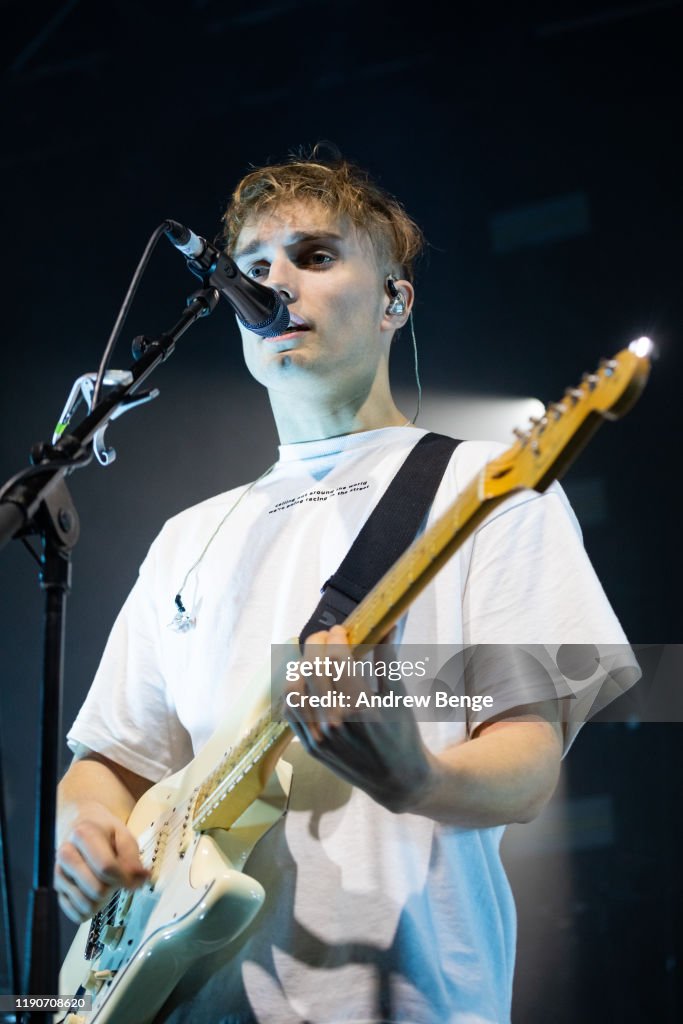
83,965,118,1000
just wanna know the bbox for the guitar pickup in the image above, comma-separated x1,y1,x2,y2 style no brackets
100,923,124,949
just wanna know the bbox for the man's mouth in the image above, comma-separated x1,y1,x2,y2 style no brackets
281,315,310,334
269,315,310,340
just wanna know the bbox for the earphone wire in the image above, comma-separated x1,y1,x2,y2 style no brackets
408,311,422,424
172,461,276,623
387,274,421,424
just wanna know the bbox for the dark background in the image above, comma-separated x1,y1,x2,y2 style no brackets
0,1,681,1020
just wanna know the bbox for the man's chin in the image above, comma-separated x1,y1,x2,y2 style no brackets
247,349,317,389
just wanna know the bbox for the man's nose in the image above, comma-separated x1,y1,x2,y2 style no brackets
267,257,297,303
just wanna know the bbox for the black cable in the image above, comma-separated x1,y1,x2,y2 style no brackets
0,220,185,510
91,221,172,409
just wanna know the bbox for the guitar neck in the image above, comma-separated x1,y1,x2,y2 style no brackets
344,474,506,648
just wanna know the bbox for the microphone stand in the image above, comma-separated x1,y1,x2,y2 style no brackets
0,726,19,1024
0,284,219,1024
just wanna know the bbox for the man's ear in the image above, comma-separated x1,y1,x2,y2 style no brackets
380,277,415,333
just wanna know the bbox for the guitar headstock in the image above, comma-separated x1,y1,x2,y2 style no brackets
481,340,652,498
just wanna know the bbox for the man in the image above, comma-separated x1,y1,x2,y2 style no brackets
56,149,633,1023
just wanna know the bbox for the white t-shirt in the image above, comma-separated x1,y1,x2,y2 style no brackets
67,426,634,1024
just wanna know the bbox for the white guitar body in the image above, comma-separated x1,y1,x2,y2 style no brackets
58,670,293,1024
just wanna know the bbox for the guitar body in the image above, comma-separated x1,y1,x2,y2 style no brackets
60,832,262,1024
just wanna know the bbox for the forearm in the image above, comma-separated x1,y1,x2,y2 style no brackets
55,752,152,922
57,752,148,845
290,628,563,828
407,715,563,828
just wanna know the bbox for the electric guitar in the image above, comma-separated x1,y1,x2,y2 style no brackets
58,342,651,1023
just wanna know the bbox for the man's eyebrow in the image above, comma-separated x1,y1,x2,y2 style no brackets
233,231,344,261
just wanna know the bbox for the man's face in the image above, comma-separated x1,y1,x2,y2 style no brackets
232,201,391,398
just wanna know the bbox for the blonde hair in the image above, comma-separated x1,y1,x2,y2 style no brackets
221,145,425,281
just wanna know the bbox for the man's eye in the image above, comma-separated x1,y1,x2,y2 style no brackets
247,264,269,279
302,252,334,268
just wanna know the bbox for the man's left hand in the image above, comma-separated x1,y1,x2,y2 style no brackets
284,625,435,813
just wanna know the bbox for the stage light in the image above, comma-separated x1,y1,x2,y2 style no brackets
395,387,547,445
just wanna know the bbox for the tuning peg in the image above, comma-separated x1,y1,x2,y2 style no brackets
565,387,583,403
549,402,567,419
599,358,618,374
529,414,548,435
513,426,529,444
581,372,599,390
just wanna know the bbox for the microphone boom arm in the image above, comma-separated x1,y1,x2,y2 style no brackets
0,283,218,548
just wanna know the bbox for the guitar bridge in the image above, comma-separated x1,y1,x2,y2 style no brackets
84,887,123,960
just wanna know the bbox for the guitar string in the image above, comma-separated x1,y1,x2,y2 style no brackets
133,719,285,868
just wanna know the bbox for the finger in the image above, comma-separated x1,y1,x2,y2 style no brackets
321,625,352,669
57,888,91,924
54,861,109,921
66,821,125,885
302,627,344,648
68,821,146,888
286,714,320,754
56,842,117,904
112,823,150,882
303,626,357,709
302,626,351,680
325,624,350,645
286,637,329,717
285,659,341,736
285,690,325,744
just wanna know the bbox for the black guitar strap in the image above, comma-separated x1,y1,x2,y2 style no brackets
299,432,462,648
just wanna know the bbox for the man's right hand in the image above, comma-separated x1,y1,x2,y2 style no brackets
55,800,150,923
56,750,153,925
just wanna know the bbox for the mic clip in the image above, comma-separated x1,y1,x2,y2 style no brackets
53,370,160,467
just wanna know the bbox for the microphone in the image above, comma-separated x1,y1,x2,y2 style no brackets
164,220,290,338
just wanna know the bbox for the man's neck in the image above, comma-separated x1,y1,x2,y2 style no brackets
267,360,414,443
270,391,411,445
